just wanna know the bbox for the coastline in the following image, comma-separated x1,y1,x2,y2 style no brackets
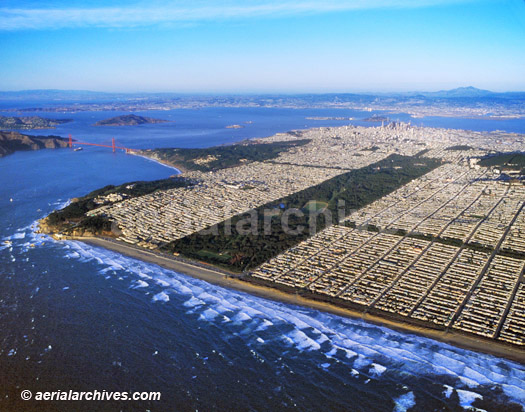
74,235,525,365
129,151,183,174
0,131,70,158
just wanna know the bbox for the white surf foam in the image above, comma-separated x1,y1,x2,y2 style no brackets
183,297,205,308
393,392,415,412
133,280,149,288
33,232,525,407
152,292,169,302
285,329,321,351
255,319,273,331
443,385,454,399
370,363,387,377
232,312,252,323
456,389,483,409
6,232,25,240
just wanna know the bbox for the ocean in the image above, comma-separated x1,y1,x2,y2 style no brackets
0,106,524,411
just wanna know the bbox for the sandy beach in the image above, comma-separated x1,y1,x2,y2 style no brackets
76,236,525,365
129,151,184,174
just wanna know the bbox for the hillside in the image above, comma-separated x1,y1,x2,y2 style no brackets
0,115,72,130
0,131,69,158
93,114,169,127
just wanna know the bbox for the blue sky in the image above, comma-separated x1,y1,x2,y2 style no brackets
0,0,524,92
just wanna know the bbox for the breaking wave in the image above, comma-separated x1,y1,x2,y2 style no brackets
8,223,525,409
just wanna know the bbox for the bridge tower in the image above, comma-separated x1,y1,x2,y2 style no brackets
68,134,73,148
112,137,116,153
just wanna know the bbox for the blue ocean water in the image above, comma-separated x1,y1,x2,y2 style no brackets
2,107,386,149
0,107,524,411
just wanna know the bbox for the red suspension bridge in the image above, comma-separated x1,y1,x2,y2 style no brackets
68,134,136,153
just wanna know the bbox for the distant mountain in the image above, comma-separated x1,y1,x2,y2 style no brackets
424,86,494,98
0,88,523,113
1,87,523,100
93,114,169,127
373,87,525,100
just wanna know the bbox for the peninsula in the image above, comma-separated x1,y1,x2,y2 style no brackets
0,115,72,130
0,131,69,158
40,123,525,362
93,114,169,127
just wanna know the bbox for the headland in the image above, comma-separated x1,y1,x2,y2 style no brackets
0,115,72,130
0,131,69,158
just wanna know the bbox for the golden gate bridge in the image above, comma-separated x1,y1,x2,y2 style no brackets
68,134,136,153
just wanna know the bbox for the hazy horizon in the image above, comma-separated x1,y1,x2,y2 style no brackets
1,85,524,95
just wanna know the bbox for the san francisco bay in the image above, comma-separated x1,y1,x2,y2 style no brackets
1,107,524,411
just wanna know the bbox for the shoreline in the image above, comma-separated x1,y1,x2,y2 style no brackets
129,151,184,174
74,235,524,365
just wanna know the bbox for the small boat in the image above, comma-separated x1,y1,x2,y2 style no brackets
3,240,12,246
74,147,83,151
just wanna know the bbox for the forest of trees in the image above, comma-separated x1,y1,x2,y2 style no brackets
478,152,525,174
145,139,311,172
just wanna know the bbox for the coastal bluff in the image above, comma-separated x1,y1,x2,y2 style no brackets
0,131,69,158
0,115,72,130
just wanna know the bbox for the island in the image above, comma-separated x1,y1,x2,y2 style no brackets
93,114,169,127
39,123,525,363
0,131,69,158
363,114,389,122
0,115,72,130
